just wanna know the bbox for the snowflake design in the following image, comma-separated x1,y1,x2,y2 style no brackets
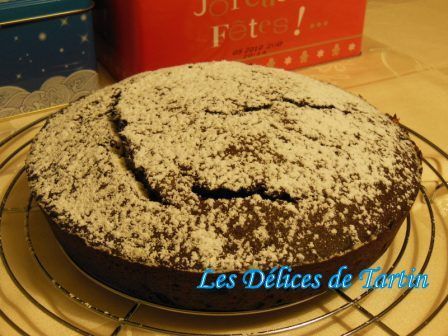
348,43,357,51
284,56,292,65
80,34,89,43
266,58,276,67
316,49,325,58
300,51,309,63
332,44,341,56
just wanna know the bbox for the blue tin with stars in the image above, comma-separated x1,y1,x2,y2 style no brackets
0,0,97,118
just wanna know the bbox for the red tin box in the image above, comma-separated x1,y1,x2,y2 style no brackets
95,0,367,80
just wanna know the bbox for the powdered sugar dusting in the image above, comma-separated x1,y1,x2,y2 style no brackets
27,61,422,272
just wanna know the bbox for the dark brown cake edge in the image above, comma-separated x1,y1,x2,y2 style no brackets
44,205,409,312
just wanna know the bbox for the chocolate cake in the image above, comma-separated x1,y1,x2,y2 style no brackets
26,61,422,312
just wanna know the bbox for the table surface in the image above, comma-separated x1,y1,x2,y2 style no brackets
0,0,447,335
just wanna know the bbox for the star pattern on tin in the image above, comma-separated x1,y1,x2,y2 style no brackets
317,49,325,58
284,56,292,65
348,43,357,51
300,51,309,63
38,32,47,41
332,43,341,56
266,58,276,67
80,34,89,43
5,16,94,87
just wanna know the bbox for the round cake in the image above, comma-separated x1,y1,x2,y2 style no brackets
26,61,422,312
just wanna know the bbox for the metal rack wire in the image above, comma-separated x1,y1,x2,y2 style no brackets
0,115,447,336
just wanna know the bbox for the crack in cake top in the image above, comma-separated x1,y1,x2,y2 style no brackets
27,61,422,272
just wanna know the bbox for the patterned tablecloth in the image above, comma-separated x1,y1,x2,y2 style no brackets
0,0,447,335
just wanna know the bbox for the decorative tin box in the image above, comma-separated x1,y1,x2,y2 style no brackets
0,0,98,118
95,0,367,80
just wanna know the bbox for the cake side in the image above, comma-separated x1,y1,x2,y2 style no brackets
46,199,407,311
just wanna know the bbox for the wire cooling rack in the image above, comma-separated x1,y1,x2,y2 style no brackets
0,114,447,336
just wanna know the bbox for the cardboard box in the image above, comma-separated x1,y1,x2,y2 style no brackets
96,0,367,80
